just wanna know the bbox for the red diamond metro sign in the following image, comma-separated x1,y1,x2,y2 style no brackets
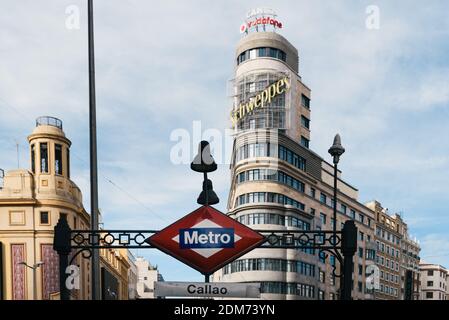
146,206,265,275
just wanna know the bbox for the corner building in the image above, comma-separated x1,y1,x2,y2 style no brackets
213,28,376,300
0,117,131,300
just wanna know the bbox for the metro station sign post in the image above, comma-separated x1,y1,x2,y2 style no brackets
146,206,265,277
54,141,357,300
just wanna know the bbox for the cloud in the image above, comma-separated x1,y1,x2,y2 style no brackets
420,234,449,268
1,0,449,280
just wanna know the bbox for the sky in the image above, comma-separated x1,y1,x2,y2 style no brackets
1,0,449,281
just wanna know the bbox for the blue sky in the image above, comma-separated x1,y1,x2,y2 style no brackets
1,0,449,281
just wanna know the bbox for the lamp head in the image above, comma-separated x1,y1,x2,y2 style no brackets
197,179,219,205
191,141,217,173
328,134,345,164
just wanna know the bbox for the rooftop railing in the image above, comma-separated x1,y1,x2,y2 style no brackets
36,116,63,129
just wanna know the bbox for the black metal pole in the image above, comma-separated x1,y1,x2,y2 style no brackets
203,172,209,206
333,163,338,238
340,220,357,300
54,216,72,300
88,0,101,300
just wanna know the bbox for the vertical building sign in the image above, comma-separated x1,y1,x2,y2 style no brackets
11,244,25,300
41,244,60,299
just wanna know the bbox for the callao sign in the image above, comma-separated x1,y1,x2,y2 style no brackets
146,206,265,275
240,8,283,34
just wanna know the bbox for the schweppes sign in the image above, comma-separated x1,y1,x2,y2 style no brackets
231,77,290,126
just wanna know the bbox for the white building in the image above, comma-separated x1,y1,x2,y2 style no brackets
127,251,139,300
419,262,448,300
135,257,164,299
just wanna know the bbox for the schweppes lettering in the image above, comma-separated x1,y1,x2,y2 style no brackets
231,77,290,126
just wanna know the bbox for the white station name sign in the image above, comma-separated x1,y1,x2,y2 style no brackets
154,281,261,298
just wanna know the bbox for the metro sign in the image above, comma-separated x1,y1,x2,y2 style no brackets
146,206,265,275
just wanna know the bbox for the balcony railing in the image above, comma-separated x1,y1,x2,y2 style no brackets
36,116,63,129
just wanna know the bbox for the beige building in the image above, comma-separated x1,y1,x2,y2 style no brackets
0,116,130,300
366,201,403,300
366,200,421,300
212,26,376,300
419,263,448,300
400,223,421,300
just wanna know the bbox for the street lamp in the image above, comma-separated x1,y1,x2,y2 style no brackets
328,134,345,238
328,134,354,300
191,141,219,283
19,261,44,300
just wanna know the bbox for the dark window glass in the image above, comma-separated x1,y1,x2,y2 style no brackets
55,144,62,175
301,94,311,108
300,136,310,148
40,143,48,173
67,148,70,178
40,211,49,224
301,115,310,129
31,144,36,173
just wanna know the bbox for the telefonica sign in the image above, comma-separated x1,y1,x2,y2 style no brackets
231,77,291,126
239,8,283,34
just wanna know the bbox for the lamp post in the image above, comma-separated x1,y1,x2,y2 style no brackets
191,141,219,283
328,134,352,300
87,0,101,300
19,261,44,300
328,134,345,238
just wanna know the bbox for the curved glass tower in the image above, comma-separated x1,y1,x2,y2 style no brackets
213,18,376,301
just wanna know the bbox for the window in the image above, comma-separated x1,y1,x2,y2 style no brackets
300,136,309,149
278,146,306,171
358,281,363,293
349,209,355,220
318,290,325,300
237,192,305,211
320,213,327,225
358,248,363,258
320,193,327,205
310,188,316,198
358,265,363,276
55,144,63,175
40,211,49,224
426,292,433,299
319,270,325,283
249,119,256,129
66,148,70,178
237,47,287,65
427,281,434,287
358,214,364,224
40,142,48,173
31,144,36,173
428,270,434,276
300,115,310,129
301,94,310,109
359,232,364,241
340,204,347,214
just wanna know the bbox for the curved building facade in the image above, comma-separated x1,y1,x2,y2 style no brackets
213,25,376,300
